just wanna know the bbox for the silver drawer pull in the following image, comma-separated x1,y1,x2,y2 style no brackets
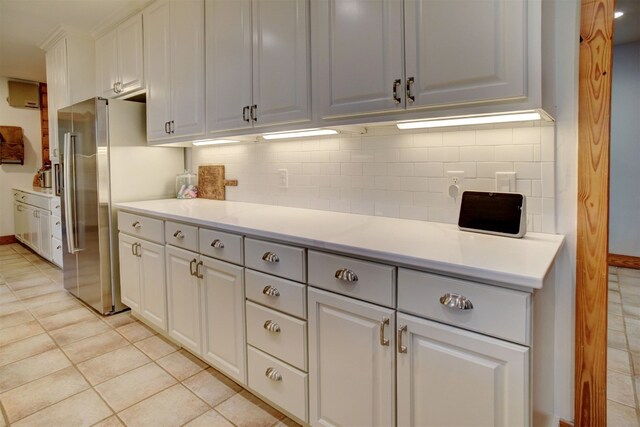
262,285,280,297
335,268,358,282
56,221,60,225
211,239,225,249
57,245,61,250
379,317,390,346
265,367,282,382
173,230,185,239
263,320,281,333
397,324,407,354
439,293,474,310
262,252,279,263
132,221,142,230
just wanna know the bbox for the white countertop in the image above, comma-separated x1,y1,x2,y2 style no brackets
14,187,56,198
115,199,564,290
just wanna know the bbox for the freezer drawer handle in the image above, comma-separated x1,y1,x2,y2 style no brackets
262,286,280,297
439,293,474,311
263,320,281,333
173,230,185,239
211,239,225,249
132,221,142,230
265,367,282,382
397,324,407,354
335,268,358,282
262,252,279,263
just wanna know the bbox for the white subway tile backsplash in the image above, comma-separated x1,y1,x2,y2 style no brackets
192,124,556,233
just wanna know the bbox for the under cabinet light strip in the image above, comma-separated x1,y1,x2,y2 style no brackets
396,111,542,130
192,139,239,146
262,129,338,140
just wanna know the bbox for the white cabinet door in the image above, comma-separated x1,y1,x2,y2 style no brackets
25,205,38,251
166,245,201,354
169,0,205,138
252,0,310,127
312,0,404,118
119,233,141,311
117,13,145,95
396,313,529,427
404,0,526,109
139,240,167,331
144,0,172,141
46,38,68,162
205,0,253,133
95,30,119,98
37,209,51,261
14,203,25,242
308,288,395,427
200,255,246,384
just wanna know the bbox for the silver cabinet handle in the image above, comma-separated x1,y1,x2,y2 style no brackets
406,77,415,103
189,258,198,276
113,82,117,93
392,79,402,104
132,221,142,230
379,317,390,346
16,205,23,212
335,268,358,282
173,230,185,239
55,205,60,209
56,221,60,225
262,285,280,297
170,120,175,134
21,195,26,199
262,252,279,263
136,243,142,257
196,260,204,279
265,367,282,382
165,122,170,134
263,320,281,333
131,242,137,256
211,239,224,249
397,324,407,354
242,106,250,123
57,245,61,250
250,104,257,122
439,293,474,310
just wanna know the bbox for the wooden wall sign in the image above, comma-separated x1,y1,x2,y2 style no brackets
0,126,25,165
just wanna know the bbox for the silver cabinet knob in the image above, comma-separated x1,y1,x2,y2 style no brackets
132,221,142,230
265,367,282,382
211,239,224,249
263,320,281,333
56,221,60,225
57,245,61,250
335,268,358,282
262,252,279,263
439,293,474,310
173,230,185,239
262,285,280,297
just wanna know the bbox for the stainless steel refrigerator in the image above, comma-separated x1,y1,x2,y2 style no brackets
58,97,183,315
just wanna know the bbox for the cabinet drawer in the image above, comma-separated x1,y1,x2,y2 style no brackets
51,216,62,240
165,221,198,251
397,268,531,345
50,197,61,216
248,346,308,423
25,193,49,210
52,238,63,267
308,251,396,308
199,228,243,265
246,270,306,319
245,238,306,282
246,301,307,371
118,211,164,244
13,190,25,203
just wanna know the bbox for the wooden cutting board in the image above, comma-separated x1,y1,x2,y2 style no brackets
198,165,238,200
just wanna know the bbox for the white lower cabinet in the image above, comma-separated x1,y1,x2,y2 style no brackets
119,232,167,330
396,312,529,427
308,287,395,427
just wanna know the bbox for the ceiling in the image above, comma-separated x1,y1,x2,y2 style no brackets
0,0,149,83
615,0,640,45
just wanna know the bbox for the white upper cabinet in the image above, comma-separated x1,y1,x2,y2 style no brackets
144,0,205,143
206,0,310,134
96,13,144,99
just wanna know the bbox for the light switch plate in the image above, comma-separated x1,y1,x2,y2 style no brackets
495,171,516,192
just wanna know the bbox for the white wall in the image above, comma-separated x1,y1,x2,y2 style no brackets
609,41,640,257
0,77,43,237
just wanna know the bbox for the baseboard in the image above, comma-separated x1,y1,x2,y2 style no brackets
559,419,574,427
0,235,17,245
609,253,640,270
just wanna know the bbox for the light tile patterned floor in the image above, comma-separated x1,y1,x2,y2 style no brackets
608,266,640,426
0,243,300,427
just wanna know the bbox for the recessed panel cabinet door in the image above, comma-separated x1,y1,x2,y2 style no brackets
404,0,526,109
200,256,246,384
252,0,310,127
117,14,145,94
312,0,404,118
396,313,529,427
95,31,119,98
308,288,395,427
139,240,166,331
119,233,141,311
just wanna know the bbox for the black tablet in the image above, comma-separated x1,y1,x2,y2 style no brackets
458,191,527,238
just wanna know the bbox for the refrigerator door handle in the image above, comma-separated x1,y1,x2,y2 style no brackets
63,132,79,254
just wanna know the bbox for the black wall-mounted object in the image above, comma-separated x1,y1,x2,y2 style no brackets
458,191,527,238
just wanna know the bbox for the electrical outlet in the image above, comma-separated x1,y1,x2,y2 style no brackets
495,171,516,192
278,169,288,188
447,171,465,198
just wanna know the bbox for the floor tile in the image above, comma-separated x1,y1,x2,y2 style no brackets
29,297,82,319
0,320,44,346
2,268,42,281
0,253,23,261
607,400,639,427
274,417,303,427
0,311,33,330
118,384,209,427
608,370,636,407
157,349,208,381
91,415,124,427
76,345,151,386
62,330,129,364
12,282,63,300
624,304,640,320
49,317,111,347
39,307,97,331
102,311,136,328
609,274,619,283
0,366,89,423
0,260,32,272
610,290,622,305
621,282,640,296
620,269,640,279
0,293,18,305
609,313,625,332
95,363,177,412
21,290,75,309
610,302,623,316
0,333,56,367
184,409,234,427
215,390,284,427
6,276,53,292
116,321,156,343
11,389,112,427
0,348,71,393
134,334,179,360
609,329,628,351
183,368,242,407
608,347,632,375
0,300,26,316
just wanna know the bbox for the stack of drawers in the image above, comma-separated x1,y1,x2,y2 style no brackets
50,196,62,267
244,238,309,422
